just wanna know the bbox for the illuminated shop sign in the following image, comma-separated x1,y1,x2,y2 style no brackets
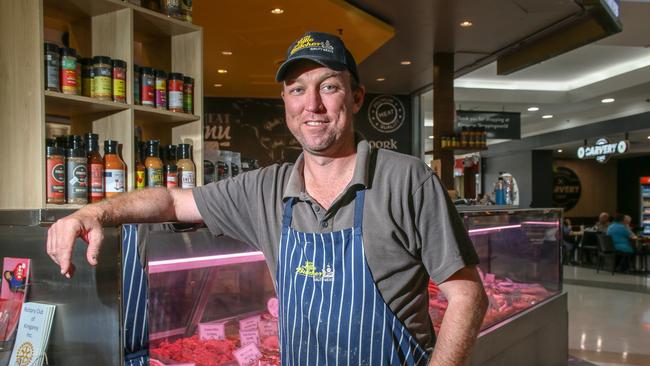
576,137,628,163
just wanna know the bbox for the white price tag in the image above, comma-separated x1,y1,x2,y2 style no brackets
239,329,260,346
267,298,279,318
258,320,278,337
239,315,261,331
233,343,262,366
198,322,226,340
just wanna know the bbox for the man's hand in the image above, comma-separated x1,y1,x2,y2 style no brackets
46,207,104,278
45,188,202,278
428,266,488,366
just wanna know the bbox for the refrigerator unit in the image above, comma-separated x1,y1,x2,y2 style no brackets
641,177,650,236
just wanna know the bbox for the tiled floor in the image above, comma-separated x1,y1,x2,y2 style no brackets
564,265,650,366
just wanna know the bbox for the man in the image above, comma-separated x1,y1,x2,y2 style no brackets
607,214,637,272
47,32,487,365
592,212,610,232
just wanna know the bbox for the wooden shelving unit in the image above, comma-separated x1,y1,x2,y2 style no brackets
0,0,203,209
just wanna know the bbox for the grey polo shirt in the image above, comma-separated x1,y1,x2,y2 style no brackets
192,139,478,352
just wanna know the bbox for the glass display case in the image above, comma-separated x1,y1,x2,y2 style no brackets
145,208,562,365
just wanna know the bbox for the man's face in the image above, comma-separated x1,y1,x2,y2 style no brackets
281,62,364,156
600,213,609,223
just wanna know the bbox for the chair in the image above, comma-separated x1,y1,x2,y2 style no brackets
596,234,616,275
579,231,599,265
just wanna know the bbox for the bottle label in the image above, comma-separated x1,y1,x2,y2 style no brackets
90,163,105,196
113,79,126,100
46,56,60,89
67,161,87,198
105,169,125,193
61,65,77,94
147,167,164,187
183,84,193,113
166,173,177,188
47,160,65,198
155,79,167,108
169,90,183,109
136,170,146,189
94,75,112,98
142,75,155,106
180,171,195,188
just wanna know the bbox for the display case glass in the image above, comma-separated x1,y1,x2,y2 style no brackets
146,208,562,365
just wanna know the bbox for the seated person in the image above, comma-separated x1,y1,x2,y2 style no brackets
592,212,610,233
562,218,580,264
607,213,637,271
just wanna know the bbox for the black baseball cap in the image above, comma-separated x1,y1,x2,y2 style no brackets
275,31,359,83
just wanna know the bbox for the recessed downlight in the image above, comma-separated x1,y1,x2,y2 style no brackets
460,20,473,27
542,114,554,119
527,106,540,112
217,69,228,74
270,8,284,14
557,149,563,153
213,83,223,88
376,77,385,82
601,98,615,103
400,60,412,65
428,136,434,139
221,51,233,56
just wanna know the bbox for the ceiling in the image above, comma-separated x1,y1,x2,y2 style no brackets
192,0,650,158
454,0,650,153
194,0,588,97
193,0,394,98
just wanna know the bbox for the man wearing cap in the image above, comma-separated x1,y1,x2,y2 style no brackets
47,32,487,365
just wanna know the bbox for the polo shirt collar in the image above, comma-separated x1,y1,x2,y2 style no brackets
283,136,371,200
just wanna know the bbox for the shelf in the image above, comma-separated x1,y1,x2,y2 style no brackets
133,105,200,124
46,203,85,209
132,4,199,40
43,0,126,23
45,91,129,118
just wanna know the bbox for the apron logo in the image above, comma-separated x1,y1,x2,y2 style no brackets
295,261,334,282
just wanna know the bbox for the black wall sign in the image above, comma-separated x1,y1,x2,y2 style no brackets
203,94,412,166
552,166,581,212
456,110,521,140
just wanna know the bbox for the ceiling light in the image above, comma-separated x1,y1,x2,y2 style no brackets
557,149,563,153
213,83,222,87
601,98,615,103
428,136,434,139
376,77,385,82
221,51,233,56
270,8,284,14
460,20,473,27
217,69,228,74
647,136,650,139
400,60,412,65
542,114,554,119
527,106,540,112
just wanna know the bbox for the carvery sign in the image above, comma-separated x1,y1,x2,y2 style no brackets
576,137,628,163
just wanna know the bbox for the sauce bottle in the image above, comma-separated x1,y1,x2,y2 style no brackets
66,135,88,204
104,140,126,199
177,143,195,189
46,146,65,204
86,133,105,203
164,144,178,188
135,139,146,189
145,140,164,187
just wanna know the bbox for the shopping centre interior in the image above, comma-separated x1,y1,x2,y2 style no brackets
1,0,649,365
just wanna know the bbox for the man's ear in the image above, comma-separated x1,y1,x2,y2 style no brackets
352,85,365,113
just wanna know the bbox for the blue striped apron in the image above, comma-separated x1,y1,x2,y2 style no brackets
276,190,430,365
122,224,149,366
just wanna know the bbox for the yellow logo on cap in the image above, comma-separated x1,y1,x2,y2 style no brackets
290,35,322,55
